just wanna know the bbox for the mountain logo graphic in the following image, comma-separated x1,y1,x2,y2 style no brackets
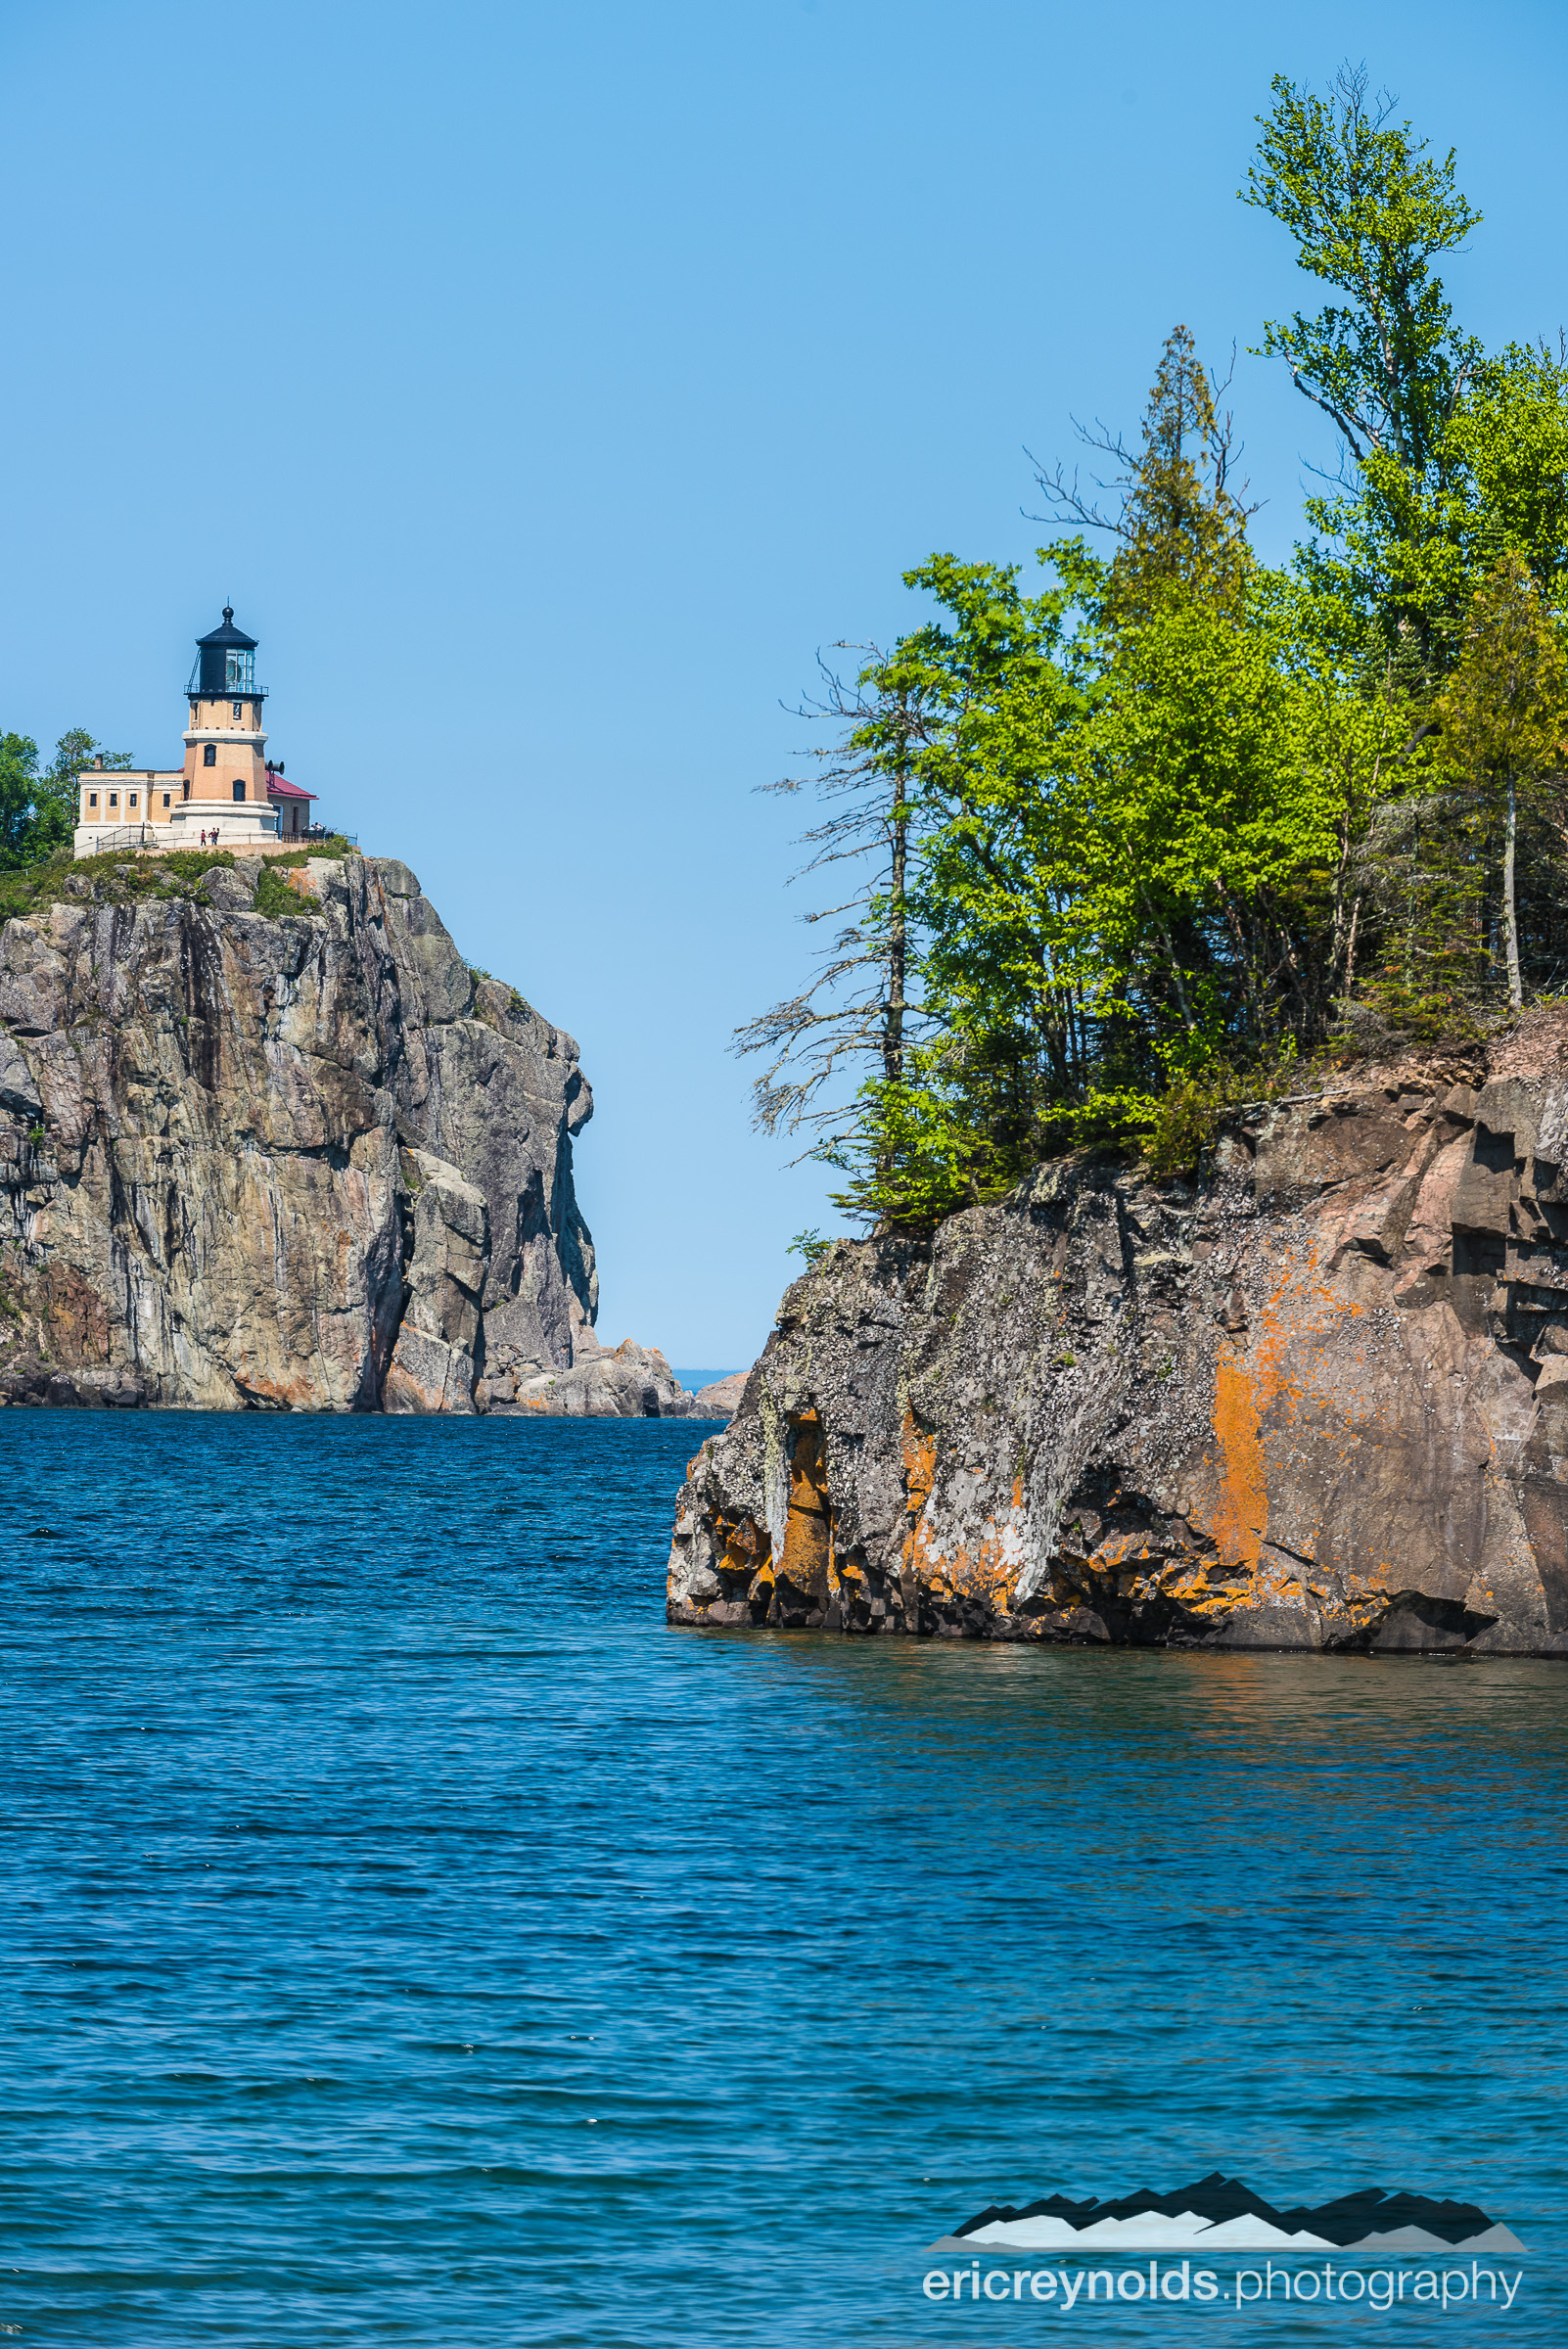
927,2174,1527,2256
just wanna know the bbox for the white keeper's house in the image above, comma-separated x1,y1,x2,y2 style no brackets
74,608,327,857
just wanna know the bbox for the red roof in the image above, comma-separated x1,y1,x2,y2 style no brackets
265,765,316,803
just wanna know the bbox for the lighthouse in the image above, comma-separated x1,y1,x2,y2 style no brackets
183,608,269,818
74,607,321,855
169,606,290,849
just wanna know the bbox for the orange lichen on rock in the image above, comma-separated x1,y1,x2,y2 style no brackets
717,1511,771,1582
900,1408,937,1588
1210,1353,1268,1571
779,1410,833,1601
902,1409,936,1508
708,1508,774,1609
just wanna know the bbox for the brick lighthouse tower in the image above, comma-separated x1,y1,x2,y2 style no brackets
172,606,279,847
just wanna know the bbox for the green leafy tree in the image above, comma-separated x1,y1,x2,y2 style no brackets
748,77,1568,1234
0,727,133,866
1245,65,1480,478
0,734,43,869
1070,581,1392,1078
1244,66,1487,671
803,325,1400,1224
1447,343,1568,599
1242,67,1568,1039
823,333,1386,1221
1245,68,1568,691
1437,554,1568,1010
1288,341,1568,689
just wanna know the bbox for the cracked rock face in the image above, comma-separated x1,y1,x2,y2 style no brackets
0,855,597,1412
669,1018,1568,1654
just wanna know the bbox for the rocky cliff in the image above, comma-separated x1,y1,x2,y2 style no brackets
669,1021,1568,1654
0,853,601,1412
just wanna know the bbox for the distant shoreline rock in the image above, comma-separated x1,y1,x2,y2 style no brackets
479,1337,703,1419
478,1345,749,1420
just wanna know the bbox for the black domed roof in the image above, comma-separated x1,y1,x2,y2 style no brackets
196,604,257,652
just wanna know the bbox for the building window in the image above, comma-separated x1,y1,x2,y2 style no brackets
162,792,171,807
225,650,255,692
89,792,98,808
232,700,243,718
109,792,118,807
204,744,216,767
232,780,245,803
129,792,138,808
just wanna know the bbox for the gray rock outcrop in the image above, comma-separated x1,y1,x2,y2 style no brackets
691,1369,747,1419
488,1335,695,1417
669,1018,1568,1654
476,1337,746,1419
0,854,600,1411
383,1149,489,1413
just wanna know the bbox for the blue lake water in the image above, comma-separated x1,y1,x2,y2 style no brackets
1,1409,1564,2344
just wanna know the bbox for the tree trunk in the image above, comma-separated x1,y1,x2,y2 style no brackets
884,786,906,1087
1504,779,1522,1013
873,769,909,1190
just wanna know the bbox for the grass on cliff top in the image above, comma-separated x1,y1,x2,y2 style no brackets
0,837,360,925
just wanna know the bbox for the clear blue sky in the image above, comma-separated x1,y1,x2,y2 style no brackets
3,0,1565,1366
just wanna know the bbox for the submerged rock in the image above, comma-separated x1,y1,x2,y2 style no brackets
669,1018,1568,1654
0,855,604,1412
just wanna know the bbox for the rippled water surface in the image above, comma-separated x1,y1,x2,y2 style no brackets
2,1410,1565,2343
